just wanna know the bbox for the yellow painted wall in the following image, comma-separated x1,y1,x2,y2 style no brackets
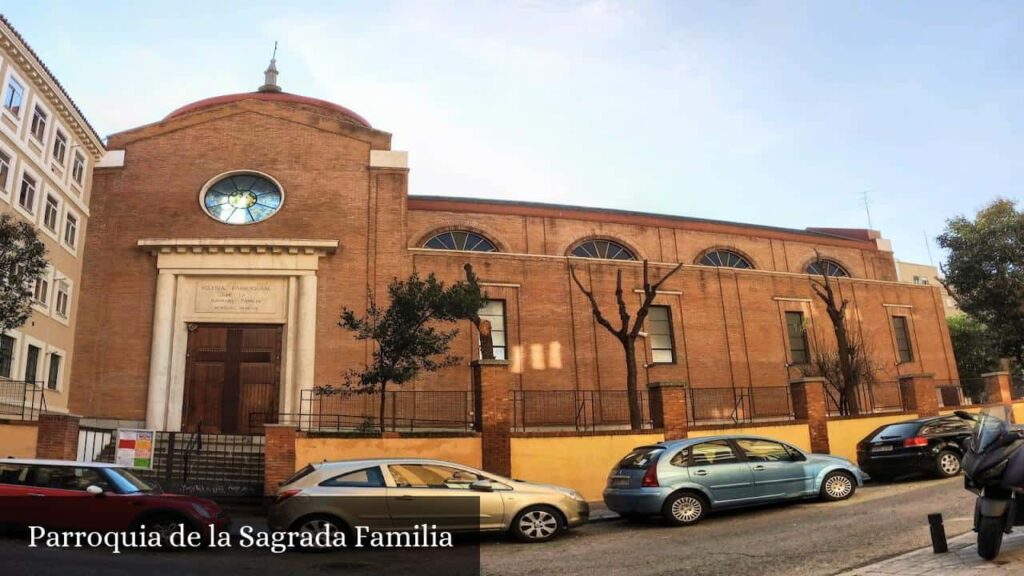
1014,403,1024,424
0,423,38,458
689,424,812,452
827,414,919,462
510,433,665,501
295,437,483,471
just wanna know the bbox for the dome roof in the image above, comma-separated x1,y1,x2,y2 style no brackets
164,91,371,128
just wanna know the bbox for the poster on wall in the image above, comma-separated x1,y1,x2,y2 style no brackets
115,429,155,470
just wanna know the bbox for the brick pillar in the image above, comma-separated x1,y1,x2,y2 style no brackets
647,381,688,440
982,371,1013,404
472,359,511,477
264,424,298,496
790,378,829,454
898,373,938,417
36,413,81,460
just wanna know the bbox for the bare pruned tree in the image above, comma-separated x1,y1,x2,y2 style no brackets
806,250,875,415
803,328,880,416
569,259,684,429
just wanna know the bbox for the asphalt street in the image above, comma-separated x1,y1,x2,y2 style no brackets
0,477,978,576
479,476,976,576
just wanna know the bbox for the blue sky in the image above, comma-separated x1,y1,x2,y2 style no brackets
6,1,1019,265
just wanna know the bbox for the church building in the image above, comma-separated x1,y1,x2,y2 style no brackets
68,63,958,432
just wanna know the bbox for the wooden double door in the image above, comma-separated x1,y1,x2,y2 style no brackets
183,324,282,434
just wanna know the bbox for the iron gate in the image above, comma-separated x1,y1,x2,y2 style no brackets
78,427,265,501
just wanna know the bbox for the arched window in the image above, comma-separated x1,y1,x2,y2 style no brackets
699,250,753,269
806,259,849,277
423,230,498,252
570,239,636,260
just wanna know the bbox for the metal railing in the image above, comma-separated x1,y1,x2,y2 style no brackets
1013,376,1024,401
77,427,116,463
511,389,652,432
254,388,475,433
687,386,795,425
0,379,45,420
825,381,906,417
935,379,987,408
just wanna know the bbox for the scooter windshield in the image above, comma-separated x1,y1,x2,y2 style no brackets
973,406,1011,452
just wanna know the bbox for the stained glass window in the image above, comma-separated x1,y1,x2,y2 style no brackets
699,250,752,269
805,259,849,277
423,231,497,252
202,173,283,225
570,239,636,260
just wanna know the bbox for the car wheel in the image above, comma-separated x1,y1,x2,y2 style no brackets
820,471,856,501
662,491,708,526
935,450,962,478
510,506,563,543
290,514,351,550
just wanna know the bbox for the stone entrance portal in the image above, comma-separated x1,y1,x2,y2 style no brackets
138,238,337,431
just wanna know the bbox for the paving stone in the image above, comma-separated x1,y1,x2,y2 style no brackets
838,531,1024,575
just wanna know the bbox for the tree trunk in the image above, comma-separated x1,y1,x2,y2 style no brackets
378,382,388,436
623,337,643,430
834,320,860,416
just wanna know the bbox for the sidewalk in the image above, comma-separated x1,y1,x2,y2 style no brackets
838,530,1024,575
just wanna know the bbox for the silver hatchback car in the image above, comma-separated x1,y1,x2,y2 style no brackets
269,458,589,542
603,435,865,525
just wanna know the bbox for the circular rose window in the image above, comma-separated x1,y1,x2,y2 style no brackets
200,172,283,225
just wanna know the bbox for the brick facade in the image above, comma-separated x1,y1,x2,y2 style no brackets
69,91,959,427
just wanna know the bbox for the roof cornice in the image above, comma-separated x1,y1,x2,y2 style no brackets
0,14,105,158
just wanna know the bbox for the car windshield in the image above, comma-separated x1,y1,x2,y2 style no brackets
973,406,1012,453
104,467,155,493
617,447,664,469
870,423,921,441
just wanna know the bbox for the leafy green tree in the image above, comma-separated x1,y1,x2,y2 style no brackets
947,314,1002,400
0,213,48,335
938,199,1024,367
337,267,485,434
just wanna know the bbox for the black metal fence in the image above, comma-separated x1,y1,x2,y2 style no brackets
1014,376,1024,401
0,380,45,420
78,426,264,500
687,386,794,424
511,389,652,432
934,379,988,408
825,381,906,417
253,388,475,433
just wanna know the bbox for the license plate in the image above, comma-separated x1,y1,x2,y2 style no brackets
871,445,894,453
610,476,630,488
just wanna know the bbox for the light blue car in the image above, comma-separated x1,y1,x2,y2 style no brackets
603,435,865,525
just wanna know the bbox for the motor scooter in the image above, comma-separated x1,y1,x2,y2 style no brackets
955,405,1024,560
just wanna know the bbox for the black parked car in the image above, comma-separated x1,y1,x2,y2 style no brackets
856,416,974,481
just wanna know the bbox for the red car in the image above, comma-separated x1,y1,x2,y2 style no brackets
0,458,230,539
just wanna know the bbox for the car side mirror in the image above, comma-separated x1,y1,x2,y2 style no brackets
789,452,807,462
86,485,105,496
469,479,494,492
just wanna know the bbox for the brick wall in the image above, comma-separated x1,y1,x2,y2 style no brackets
263,424,297,496
70,95,957,425
35,413,80,460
